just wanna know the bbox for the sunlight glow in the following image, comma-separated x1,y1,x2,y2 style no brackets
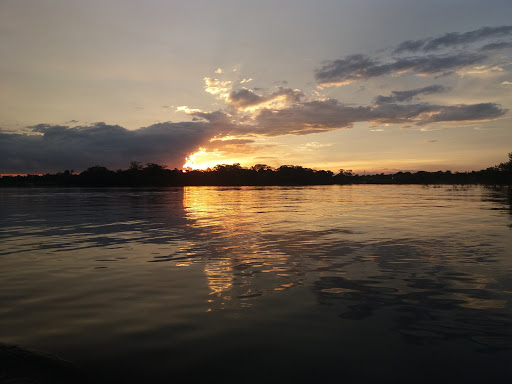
183,148,208,170
240,94,291,113
183,148,239,170
182,146,257,171
176,106,202,114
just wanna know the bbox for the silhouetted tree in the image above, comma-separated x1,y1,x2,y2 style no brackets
79,165,115,186
129,161,144,171
2,152,511,187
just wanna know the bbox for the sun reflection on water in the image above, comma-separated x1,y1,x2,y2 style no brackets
183,186,299,309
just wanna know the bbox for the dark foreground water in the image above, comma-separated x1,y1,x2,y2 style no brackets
1,185,511,383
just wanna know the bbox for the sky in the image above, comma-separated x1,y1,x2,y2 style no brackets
1,0,511,174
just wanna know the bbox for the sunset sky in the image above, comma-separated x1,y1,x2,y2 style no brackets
1,0,511,174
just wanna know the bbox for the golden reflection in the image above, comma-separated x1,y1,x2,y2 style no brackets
183,186,296,310
449,273,506,310
204,259,233,296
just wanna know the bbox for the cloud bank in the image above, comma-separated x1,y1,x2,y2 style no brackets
0,122,212,173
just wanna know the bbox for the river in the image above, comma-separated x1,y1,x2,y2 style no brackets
1,185,511,382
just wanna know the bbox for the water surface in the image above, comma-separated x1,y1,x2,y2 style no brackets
1,185,511,382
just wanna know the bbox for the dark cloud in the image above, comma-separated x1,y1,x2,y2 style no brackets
187,110,231,124
227,99,507,137
250,100,372,135
227,89,263,109
0,122,212,174
240,99,507,136
394,25,512,53
374,85,447,104
315,53,485,86
370,102,506,126
480,41,512,51
225,87,303,110
414,103,507,125
393,40,425,53
317,26,512,87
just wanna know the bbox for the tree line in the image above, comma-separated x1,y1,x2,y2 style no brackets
1,154,511,187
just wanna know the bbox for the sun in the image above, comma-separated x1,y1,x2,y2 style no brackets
183,148,228,170
183,148,207,170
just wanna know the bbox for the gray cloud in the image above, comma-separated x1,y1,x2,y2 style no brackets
226,89,263,109
394,25,512,53
0,122,212,174
369,102,506,126
374,85,448,104
189,110,231,124
413,103,507,125
393,40,425,53
315,53,485,86
246,100,371,136
480,41,512,51
226,87,303,110
228,100,507,137
317,26,512,87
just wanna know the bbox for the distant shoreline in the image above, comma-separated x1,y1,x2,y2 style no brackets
1,157,511,187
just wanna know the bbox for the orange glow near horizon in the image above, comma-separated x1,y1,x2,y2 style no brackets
183,144,258,171
181,143,497,174
183,148,234,170
183,148,208,170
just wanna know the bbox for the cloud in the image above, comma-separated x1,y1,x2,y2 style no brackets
0,122,212,173
480,41,512,51
225,87,304,110
394,25,512,53
317,26,512,87
204,77,232,98
457,64,505,76
250,100,372,135
226,89,263,109
204,138,271,154
197,73,507,138
375,85,447,104
370,102,506,126
315,53,485,86
393,40,425,53
238,99,507,136
412,103,507,125
299,142,333,151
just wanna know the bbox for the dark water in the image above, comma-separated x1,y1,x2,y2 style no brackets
1,185,511,383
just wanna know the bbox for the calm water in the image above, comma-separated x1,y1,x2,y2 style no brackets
1,185,511,383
